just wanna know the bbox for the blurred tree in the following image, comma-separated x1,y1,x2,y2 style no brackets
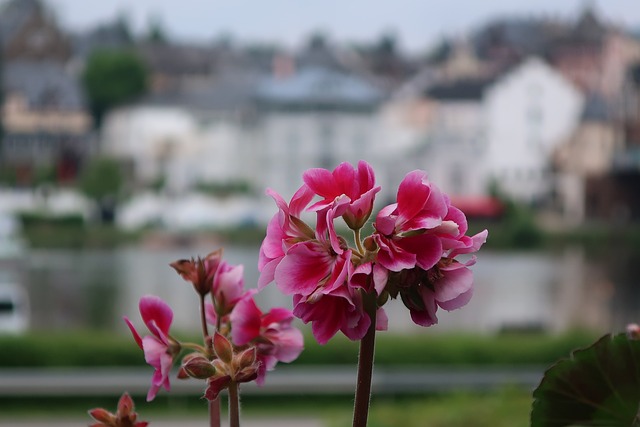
145,14,168,44
78,157,124,223
82,49,147,127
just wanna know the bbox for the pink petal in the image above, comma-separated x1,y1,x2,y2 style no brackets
271,327,304,362
433,265,473,303
398,234,443,271
376,307,388,331
139,296,173,337
274,242,333,295
262,307,294,326
374,235,417,272
289,184,315,216
357,160,376,194
258,257,281,289
259,215,285,266
396,171,431,226
375,203,398,236
439,287,473,311
230,297,262,346
332,162,357,199
410,287,439,327
123,316,143,349
303,168,338,199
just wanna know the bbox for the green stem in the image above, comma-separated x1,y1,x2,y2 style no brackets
354,228,365,256
352,298,377,427
228,381,241,427
199,294,221,427
199,295,211,350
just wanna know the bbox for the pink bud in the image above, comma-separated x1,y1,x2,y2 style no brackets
88,408,114,424
182,355,216,379
213,332,234,364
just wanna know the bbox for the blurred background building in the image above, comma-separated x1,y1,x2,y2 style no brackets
0,0,639,337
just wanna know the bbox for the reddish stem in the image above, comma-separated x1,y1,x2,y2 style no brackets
352,299,377,427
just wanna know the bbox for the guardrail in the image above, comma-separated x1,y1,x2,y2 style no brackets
0,366,544,397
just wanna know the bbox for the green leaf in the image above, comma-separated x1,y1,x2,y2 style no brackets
531,333,640,427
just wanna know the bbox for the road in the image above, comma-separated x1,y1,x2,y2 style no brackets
0,365,544,397
0,366,543,426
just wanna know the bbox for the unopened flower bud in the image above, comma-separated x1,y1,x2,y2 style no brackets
88,408,115,424
182,355,216,379
233,347,257,372
213,332,234,364
235,364,259,383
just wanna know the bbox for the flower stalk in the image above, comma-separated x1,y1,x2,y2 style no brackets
352,294,377,427
228,381,241,427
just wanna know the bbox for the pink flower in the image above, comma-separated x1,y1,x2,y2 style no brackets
273,198,351,298
124,295,179,401
212,261,247,315
230,296,303,384
258,185,315,289
293,286,371,344
304,160,381,229
391,231,487,327
374,170,448,272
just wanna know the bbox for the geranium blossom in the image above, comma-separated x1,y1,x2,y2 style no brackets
258,185,315,288
124,295,179,401
230,296,304,384
304,160,381,229
212,261,247,316
374,170,449,272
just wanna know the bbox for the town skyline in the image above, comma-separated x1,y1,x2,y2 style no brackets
45,0,640,53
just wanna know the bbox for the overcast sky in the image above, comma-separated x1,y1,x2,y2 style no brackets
47,0,640,53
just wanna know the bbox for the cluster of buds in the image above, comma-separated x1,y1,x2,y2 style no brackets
259,160,488,343
124,249,303,402
88,392,148,427
180,333,260,400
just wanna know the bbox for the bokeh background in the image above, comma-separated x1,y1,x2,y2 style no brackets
0,1,639,426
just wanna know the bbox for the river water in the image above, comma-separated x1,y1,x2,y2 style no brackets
3,243,640,335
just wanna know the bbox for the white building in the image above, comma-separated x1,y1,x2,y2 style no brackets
408,57,584,205
101,73,259,193
253,67,387,202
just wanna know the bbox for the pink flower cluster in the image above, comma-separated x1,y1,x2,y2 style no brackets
259,161,487,344
124,252,304,401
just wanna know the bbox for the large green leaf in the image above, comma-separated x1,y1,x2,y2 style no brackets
531,333,640,427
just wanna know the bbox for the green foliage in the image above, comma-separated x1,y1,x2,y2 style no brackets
82,49,147,126
0,331,596,368
78,157,124,201
18,212,84,228
194,180,253,197
531,333,640,427
329,389,532,427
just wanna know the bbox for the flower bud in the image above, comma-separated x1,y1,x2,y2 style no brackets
233,347,257,372
235,364,259,384
182,355,216,379
213,332,234,364
88,408,115,424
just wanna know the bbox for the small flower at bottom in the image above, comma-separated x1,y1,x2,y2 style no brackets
88,392,148,427
124,295,180,401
